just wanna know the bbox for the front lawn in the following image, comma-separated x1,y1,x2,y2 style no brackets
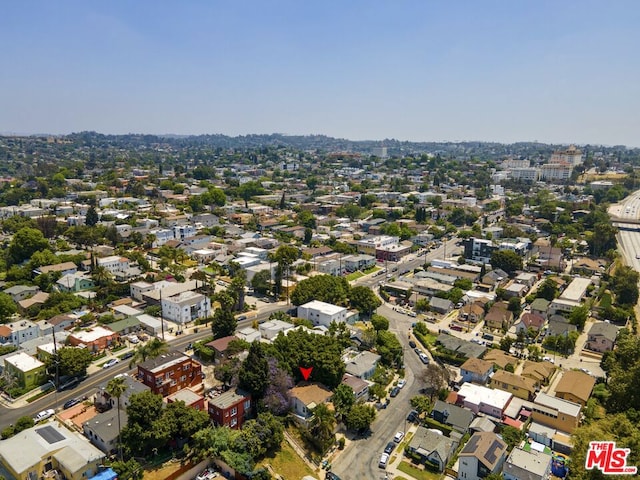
346,271,364,281
259,441,316,479
397,461,443,480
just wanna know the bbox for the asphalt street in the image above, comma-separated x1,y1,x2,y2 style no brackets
330,303,423,480
0,303,287,430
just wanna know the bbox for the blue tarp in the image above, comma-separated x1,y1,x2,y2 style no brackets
90,467,118,480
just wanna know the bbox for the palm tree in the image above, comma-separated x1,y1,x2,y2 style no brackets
106,376,127,460
309,403,336,455
128,338,169,368
146,338,169,358
91,265,113,288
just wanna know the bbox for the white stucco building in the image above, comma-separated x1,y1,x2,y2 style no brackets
297,300,347,327
161,291,211,325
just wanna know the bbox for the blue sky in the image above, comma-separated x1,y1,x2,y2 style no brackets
1,1,639,146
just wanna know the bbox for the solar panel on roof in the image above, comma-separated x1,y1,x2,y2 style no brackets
37,425,65,444
484,439,503,464
462,434,479,453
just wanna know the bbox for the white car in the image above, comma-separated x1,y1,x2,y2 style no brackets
33,409,55,423
393,431,405,443
397,379,406,389
102,358,120,369
128,335,139,344
378,452,389,468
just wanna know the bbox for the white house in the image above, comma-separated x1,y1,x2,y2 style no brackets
161,291,211,325
130,281,154,302
0,320,40,347
503,448,552,480
259,320,293,341
96,256,130,275
457,382,512,419
297,300,347,327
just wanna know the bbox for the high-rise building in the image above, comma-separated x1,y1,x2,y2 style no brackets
551,145,583,166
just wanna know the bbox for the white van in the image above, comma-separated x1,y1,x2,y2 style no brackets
378,452,389,468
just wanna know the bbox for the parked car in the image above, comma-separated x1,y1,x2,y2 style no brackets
121,351,134,360
384,441,396,454
63,398,81,410
33,409,55,423
378,453,389,468
102,358,120,369
407,410,419,422
57,376,80,392
408,340,417,349
482,333,494,341
325,472,342,480
419,353,430,364
450,324,463,332
393,431,405,443
390,386,400,397
397,379,406,389
128,335,139,344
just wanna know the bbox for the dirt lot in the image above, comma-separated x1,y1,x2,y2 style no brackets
143,459,189,480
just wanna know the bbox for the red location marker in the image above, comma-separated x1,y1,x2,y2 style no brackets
299,366,313,381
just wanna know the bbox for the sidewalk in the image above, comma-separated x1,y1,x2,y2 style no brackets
384,423,420,479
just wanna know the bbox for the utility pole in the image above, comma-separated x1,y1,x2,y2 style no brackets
51,323,59,411
159,289,165,341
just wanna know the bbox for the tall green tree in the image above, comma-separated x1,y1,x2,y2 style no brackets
291,274,350,306
211,306,237,339
46,347,93,378
611,265,640,306
332,384,355,419
349,286,381,317
536,278,558,301
237,181,265,208
0,293,17,323
85,205,99,227
490,250,523,275
239,342,269,400
7,227,49,265
344,403,376,433
271,245,299,299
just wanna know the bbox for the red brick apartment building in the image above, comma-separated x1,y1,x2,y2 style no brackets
208,388,252,429
137,352,203,396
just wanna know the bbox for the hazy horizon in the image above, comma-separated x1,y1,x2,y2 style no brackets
2,1,639,147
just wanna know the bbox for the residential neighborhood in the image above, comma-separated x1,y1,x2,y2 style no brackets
0,134,638,480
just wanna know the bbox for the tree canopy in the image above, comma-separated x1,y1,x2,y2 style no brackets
349,286,381,317
490,249,523,275
269,328,345,388
291,274,350,306
7,227,50,265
